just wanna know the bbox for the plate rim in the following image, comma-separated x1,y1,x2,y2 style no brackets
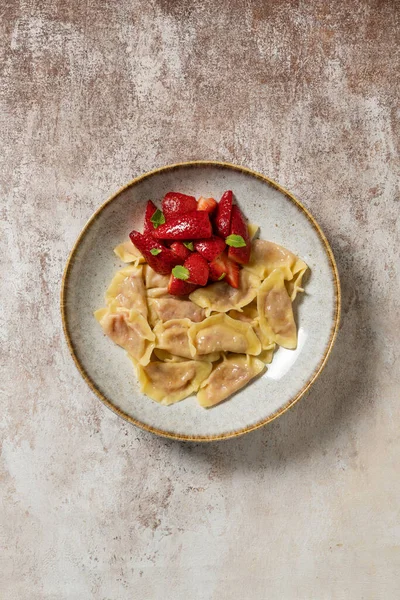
60,160,341,442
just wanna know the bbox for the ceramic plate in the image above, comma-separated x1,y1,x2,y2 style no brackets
61,162,340,441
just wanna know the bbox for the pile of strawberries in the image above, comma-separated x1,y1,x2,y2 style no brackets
129,191,251,296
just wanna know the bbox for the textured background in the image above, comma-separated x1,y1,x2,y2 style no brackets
1,1,399,598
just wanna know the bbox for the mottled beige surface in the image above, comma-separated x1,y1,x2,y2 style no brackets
1,1,400,598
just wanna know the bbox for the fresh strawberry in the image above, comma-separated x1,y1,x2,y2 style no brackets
184,253,209,286
227,205,251,265
197,196,217,214
214,190,233,238
209,252,240,288
194,236,226,262
143,200,158,234
129,230,182,275
162,192,197,219
170,241,192,261
168,275,197,296
152,211,212,240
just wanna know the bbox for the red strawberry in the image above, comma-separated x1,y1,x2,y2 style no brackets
194,236,226,262
209,252,240,289
152,211,212,240
197,196,217,214
170,241,192,261
129,230,182,275
227,205,251,265
143,200,157,234
162,192,197,218
168,275,197,296
184,253,209,286
214,190,233,238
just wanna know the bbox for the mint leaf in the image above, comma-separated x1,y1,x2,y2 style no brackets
218,273,226,281
172,265,190,280
150,248,162,256
225,234,246,248
183,241,194,251
150,209,165,229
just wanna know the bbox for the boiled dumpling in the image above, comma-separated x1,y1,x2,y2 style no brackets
197,354,265,407
189,270,261,315
105,265,148,317
188,313,261,356
95,304,155,365
244,239,308,285
143,265,170,290
257,268,297,349
136,360,212,405
114,240,145,265
154,319,221,361
148,295,205,327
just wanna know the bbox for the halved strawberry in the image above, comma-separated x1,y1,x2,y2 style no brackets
227,205,251,265
168,275,198,296
209,252,240,288
184,253,209,286
143,200,158,234
194,236,226,262
170,241,192,261
162,192,197,219
197,196,217,214
214,190,233,238
152,211,212,240
129,230,182,275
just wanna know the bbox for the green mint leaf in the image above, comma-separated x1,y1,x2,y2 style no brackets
172,265,190,280
150,248,162,256
150,209,165,229
218,273,226,281
183,241,194,251
225,234,246,248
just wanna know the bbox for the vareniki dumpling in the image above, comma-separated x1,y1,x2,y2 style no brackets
105,265,148,318
114,240,145,265
257,268,297,349
148,295,205,327
189,270,261,315
244,239,308,288
188,313,261,357
197,354,265,407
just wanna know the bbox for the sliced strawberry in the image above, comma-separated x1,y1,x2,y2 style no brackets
170,241,192,261
197,196,217,214
129,230,182,275
194,236,226,262
214,190,233,238
162,192,197,219
152,211,212,240
168,275,198,296
209,252,240,289
184,253,209,286
227,205,251,265
143,200,158,234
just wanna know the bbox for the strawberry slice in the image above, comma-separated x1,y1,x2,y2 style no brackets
194,236,226,262
162,192,197,219
170,241,192,261
152,211,212,240
227,205,251,265
184,253,209,286
197,196,217,214
143,200,158,234
168,275,198,296
214,190,233,238
209,252,240,288
129,230,182,275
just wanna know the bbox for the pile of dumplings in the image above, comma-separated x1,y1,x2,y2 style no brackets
95,235,308,408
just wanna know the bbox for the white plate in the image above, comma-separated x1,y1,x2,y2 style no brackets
61,162,340,441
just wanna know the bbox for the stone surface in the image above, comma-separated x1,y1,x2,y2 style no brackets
1,1,399,598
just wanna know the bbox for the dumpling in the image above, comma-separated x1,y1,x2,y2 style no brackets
154,319,221,361
95,304,155,365
228,302,271,351
188,313,261,356
247,223,259,240
197,354,265,407
143,265,170,290
285,267,308,301
257,268,297,349
105,265,148,318
244,239,308,284
114,240,145,265
257,345,276,364
136,360,212,405
148,296,205,327
189,270,261,315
